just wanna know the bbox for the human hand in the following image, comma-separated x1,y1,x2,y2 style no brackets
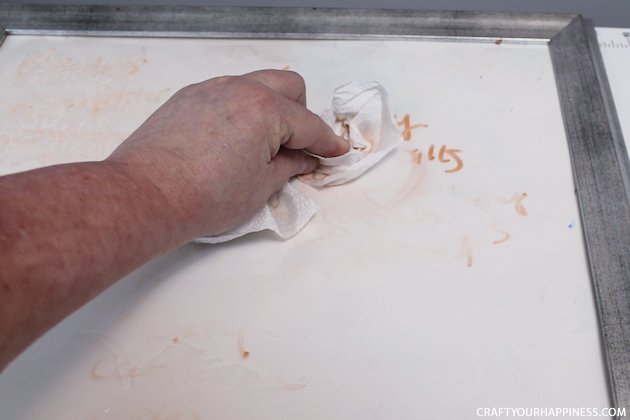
107,70,349,239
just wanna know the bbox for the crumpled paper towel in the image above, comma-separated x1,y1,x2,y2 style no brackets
301,80,403,187
194,80,402,244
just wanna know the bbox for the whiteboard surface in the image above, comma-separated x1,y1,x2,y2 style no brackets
0,36,610,419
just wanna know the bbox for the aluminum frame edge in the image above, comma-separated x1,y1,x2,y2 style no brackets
549,15,630,419
0,4,575,40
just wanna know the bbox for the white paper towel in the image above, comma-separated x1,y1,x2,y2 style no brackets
194,81,402,244
300,80,403,187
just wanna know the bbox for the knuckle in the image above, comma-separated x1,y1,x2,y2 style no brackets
174,83,197,97
283,70,306,89
246,85,278,111
177,75,237,97
212,75,237,85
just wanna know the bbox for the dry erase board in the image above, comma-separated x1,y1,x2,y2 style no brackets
1,6,629,419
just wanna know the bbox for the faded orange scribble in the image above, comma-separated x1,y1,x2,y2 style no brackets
460,237,473,267
15,47,149,84
90,354,164,382
281,65,291,70
500,192,529,216
279,381,307,390
411,148,422,164
437,145,464,173
238,327,250,359
491,226,511,245
396,114,427,141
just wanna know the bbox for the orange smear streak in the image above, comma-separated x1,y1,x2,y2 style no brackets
238,327,249,359
428,144,436,160
461,237,473,268
411,148,422,164
500,192,529,216
438,145,464,173
492,229,511,245
396,114,428,141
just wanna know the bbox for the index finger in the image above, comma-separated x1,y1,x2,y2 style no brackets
243,70,349,157
276,98,350,157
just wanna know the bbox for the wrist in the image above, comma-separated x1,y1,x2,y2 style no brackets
101,157,194,249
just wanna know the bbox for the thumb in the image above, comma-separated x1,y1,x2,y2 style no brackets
269,148,318,191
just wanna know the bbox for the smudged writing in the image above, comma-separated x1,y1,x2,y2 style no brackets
460,237,473,268
491,226,511,245
410,145,464,173
500,192,529,216
396,114,427,141
238,327,250,359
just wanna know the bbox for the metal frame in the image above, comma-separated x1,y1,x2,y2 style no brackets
1,4,629,416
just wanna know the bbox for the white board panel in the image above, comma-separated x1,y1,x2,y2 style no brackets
0,35,610,419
